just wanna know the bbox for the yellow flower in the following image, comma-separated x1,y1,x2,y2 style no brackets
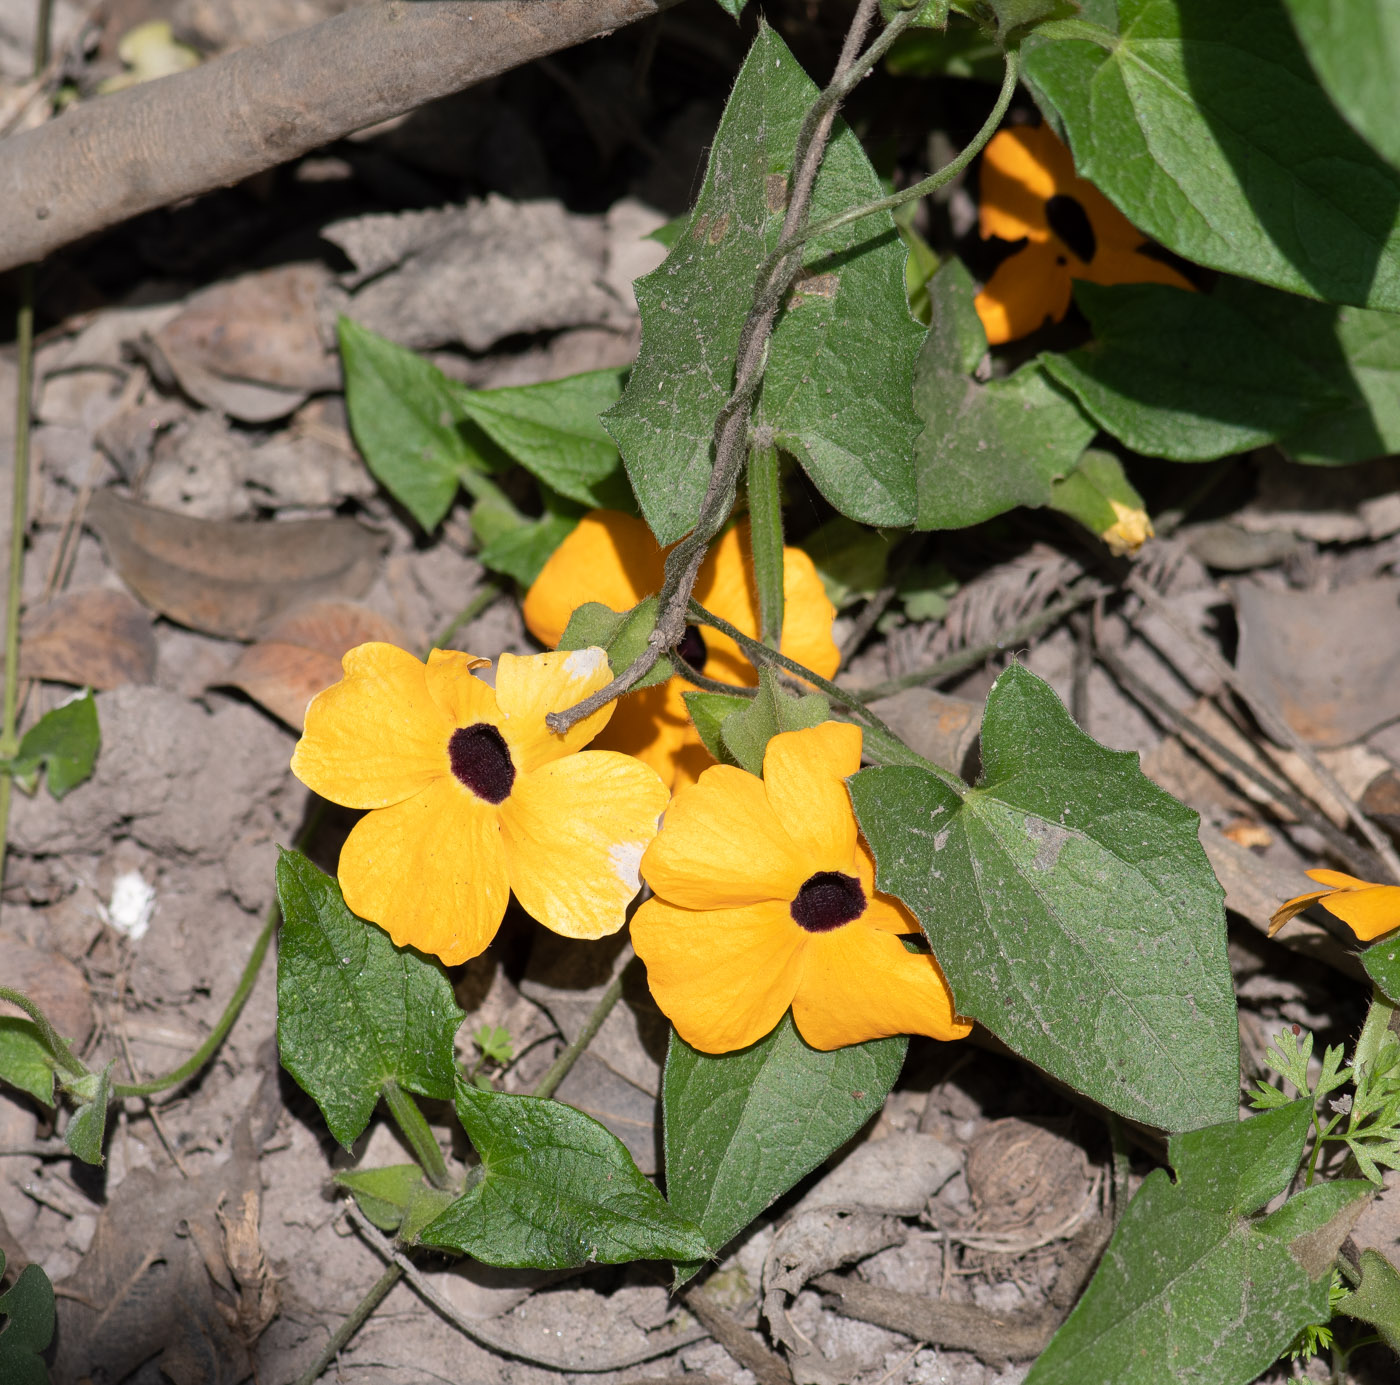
1270,869,1400,943
522,510,838,791
630,721,972,1053
291,642,670,965
974,124,1194,345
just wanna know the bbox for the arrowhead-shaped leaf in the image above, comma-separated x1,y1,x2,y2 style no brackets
1028,1100,1373,1384
0,1020,56,1108
64,1060,113,1166
663,1015,906,1280
5,690,100,800
275,848,464,1148
0,1249,55,1385
850,663,1238,1131
421,1081,707,1267
915,261,1094,530
605,23,924,542
1023,0,1400,311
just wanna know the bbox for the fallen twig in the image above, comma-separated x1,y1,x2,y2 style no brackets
681,1285,794,1385
0,0,680,272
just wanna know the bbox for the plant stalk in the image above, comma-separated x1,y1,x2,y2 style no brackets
381,1079,452,1190
746,444,785,647
293,1262,403,1385
531,956,633,1101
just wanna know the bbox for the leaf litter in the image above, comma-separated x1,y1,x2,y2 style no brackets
2,6,1400,1385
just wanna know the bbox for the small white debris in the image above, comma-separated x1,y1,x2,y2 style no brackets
609,841,646,892
107,871,156,942
563,647,608,679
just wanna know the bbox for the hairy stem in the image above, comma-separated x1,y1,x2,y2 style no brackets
747,444,785,647
546,0,901,734
293,1262,403,1385
0,986,86,1078
531,955,634,1101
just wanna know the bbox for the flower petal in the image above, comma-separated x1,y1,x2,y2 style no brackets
493,647,615,772
779,545,840,680
1320,885,1400,943
641,763,809,909
630,896,805,1053
522,510,666,649
1267,889,1333,937
292,642,451,809
978,126,1063,243
593,681,714,790
793,923,972,1049
499,750,669,940
1306,869,1373,890
337,776,509,965
423,648,498,727
974,240,1074,346
761,723,862,872
1080,244,1195,294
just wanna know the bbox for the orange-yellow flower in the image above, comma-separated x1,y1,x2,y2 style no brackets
974,123,1193,345
1270,870,1400,943
630,721,971,1053
291,642,669,965
522,510,838,791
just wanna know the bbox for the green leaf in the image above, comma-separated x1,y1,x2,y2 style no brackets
1282,1,1400,173
711,0,750,15
275,848,464,1149
682,690,752,764
850,662,1239,1131
1045,448,1148,548
5,691,100,800
334,1164,456,1242
475,488,582,587
801,516,897,609
339,316,503,531
64,1060,113,1166
915,261,1095,530
718,668,827,777
421,1080,707,1267
1022,0,1400,311
0,1020,55,1107
1337,1248,1400,1352
896,561,958,621
1028,1101,1373,1384
604,23,924,543
887,24,1005,82
453,369,631,510
1042,283,1345,461
881,0,949,27
664,1015,907,1281
0,1248,55,1385
1364,936,1400,1007
558,597,673,692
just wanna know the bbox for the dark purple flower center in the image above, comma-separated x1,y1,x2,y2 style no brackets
448,723,515,804
1045,194,1096,264
790,871,866,933
676,624,708,674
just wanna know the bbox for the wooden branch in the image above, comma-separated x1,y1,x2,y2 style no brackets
0,0,680,272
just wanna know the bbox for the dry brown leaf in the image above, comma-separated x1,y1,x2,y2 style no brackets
19,587,157,688
218,601,409,728
87,490,387,640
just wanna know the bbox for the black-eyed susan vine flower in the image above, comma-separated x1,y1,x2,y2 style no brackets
1270,870,1400,943
523,510,839,791
974,123,1193,345
290,643,669,965
630,721,972,1053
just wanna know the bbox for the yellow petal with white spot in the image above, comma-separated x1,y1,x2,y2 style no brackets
292,642,450,809
631,896,806,1053
493,648,615,772
337,776,509,965
499,750,669,939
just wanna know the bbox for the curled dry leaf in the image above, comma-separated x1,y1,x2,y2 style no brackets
87,490,387,640
19,588,157,688
149,263,340,423
219,601,410,729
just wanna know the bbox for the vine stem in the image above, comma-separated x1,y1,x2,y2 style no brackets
292,1262,403,1385
547,0,912,735
0,264,35,913
381,1079,452,1190
531,952,634,1100
747,443,785,648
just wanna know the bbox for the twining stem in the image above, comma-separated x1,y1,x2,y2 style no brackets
688,598,963,789
0,265,35,910
0,986,85,1078
381,1079,452,1190
531,954,634,1101
431,579,501,652
546,0,910,735
292,1262,403,1385
746,443,785,648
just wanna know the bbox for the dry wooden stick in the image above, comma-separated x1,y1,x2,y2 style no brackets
0,0,680,272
